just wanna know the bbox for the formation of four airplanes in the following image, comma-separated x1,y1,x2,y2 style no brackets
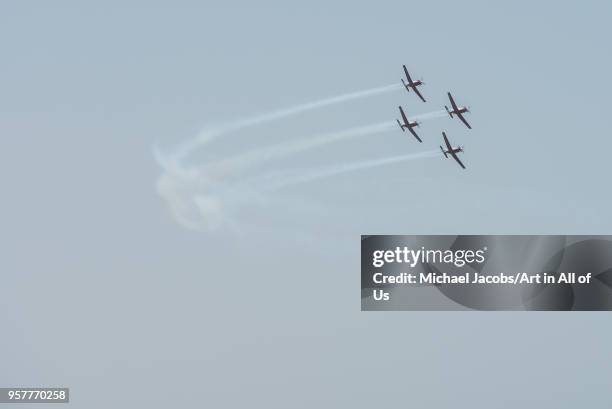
396,65,471,169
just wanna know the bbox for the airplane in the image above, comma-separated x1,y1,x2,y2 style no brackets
440,131,466,169
396,106,422,142
401,65,426,102
445,92,471,129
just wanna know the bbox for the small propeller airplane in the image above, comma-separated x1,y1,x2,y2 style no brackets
401,65,426,102
396,106,422,143
445,92,471,129
440,131,466,169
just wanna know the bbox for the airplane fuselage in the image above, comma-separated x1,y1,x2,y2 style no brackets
408,81,423,90
399,120,418,131
452,107,468,115
444,148,462,155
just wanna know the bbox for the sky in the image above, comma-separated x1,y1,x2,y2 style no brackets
0,1,611,408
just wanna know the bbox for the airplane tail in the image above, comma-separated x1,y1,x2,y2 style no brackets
396,119,405,132
440,146,448,158
401,79,410,91
445,106,453,118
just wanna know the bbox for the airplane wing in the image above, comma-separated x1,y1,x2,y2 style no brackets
449,151,466,169
412,86,426,102
456,112,472,129
403,65,413,84
399,106,409,125
408,127,423,143
442,132,453,151
447,92,459,111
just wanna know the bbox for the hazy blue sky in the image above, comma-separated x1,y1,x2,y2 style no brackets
1,1,611,408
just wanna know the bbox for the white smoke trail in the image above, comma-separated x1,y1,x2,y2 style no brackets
213,121,394,171
213,110,446,171
414,110,448,121
257,150,440,191
172,83,403,160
